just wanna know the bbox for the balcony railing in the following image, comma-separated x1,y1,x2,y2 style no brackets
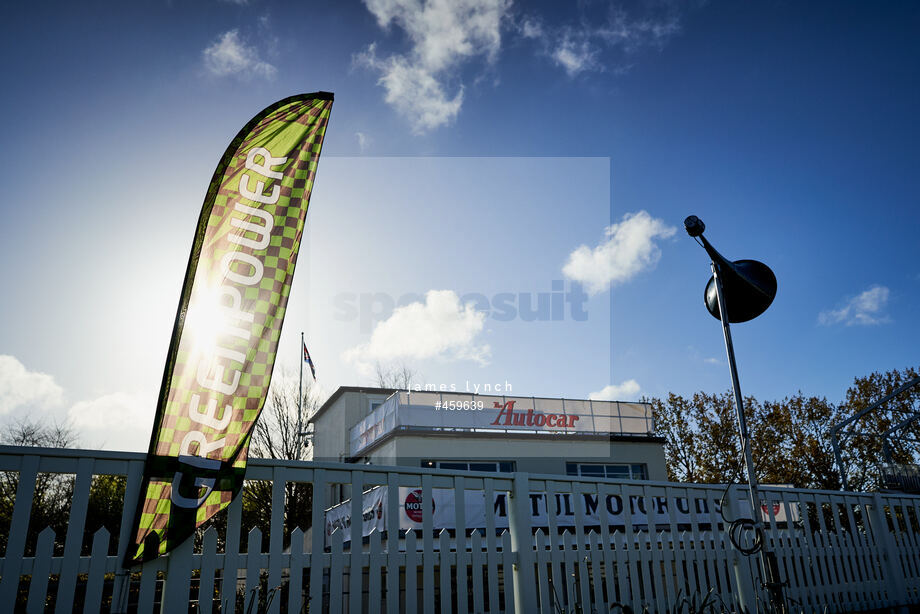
349,391,654,456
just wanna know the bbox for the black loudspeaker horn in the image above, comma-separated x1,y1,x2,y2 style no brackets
684,216,777,323
704,259,776,323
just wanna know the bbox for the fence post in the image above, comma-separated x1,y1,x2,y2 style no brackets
0,454,39,611
160,532,195,613
507,472,537,614
726,485,758,613
870,493,909,609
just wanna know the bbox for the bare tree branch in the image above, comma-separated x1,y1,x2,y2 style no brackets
374,361,420,389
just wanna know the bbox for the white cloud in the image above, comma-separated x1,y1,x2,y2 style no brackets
364,0,506,71
0,354,155,451
68,392,154,452
819,285,891,326
589,379,641,401
356,49,464,133
358,0,511,133
563,211,676,295
552,36,598,77
203,30,276,79
519,17,544,40
356,131,371,153
597,9,680,53
0,355,65,416
343,290,491,374
531,6,681,77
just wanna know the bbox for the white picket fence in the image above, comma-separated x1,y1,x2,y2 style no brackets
1,445,920,613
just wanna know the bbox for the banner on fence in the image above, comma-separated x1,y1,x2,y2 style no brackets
126,93,333,565
324,485,796,543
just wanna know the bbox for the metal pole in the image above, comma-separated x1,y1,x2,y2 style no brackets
882,414,920,464
710,262,785,610
831,431,849,491
298,331,304,457
507,472,537,614
829,376,920,491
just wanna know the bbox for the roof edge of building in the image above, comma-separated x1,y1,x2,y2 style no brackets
309,386,398,424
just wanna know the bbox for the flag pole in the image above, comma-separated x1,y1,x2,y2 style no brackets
298,331,304,456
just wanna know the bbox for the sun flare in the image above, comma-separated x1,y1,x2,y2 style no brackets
184,284,231,357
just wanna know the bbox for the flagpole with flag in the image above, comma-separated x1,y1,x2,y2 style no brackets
298,331,303,452
299,335,316,444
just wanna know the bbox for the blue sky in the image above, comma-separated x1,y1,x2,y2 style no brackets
1,0,918,451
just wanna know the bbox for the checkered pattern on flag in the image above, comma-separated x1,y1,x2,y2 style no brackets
125,93,333,565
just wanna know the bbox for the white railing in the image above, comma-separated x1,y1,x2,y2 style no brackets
1,444,920,613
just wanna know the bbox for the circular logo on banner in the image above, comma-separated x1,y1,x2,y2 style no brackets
404,489,433,522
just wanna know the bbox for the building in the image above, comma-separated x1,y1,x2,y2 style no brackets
308,386,667,484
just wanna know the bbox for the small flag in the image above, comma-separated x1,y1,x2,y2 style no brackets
303,342,316,379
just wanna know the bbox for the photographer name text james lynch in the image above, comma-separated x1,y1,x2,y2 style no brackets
404,381,513,394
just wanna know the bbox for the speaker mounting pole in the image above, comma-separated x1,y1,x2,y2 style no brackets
685,215,785,611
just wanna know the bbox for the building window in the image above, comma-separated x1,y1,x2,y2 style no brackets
368,398,385,415
422,460,515,473
566,463,648,480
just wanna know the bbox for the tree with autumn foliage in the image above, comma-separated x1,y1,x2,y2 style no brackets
651,366,920,491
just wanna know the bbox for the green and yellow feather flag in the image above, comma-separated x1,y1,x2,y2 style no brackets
125,93,333,565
